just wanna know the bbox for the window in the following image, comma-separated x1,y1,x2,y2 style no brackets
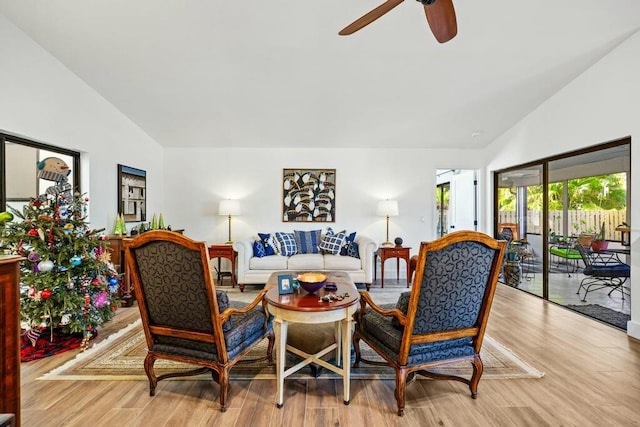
1,133,80,212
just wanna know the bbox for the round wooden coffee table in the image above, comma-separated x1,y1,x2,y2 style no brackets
264,272,359,407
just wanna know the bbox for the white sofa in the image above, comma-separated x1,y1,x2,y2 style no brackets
233,235,378,290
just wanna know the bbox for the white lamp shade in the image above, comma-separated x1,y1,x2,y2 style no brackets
377,200,398,217
218,199,241,216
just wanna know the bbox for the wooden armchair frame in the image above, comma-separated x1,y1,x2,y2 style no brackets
124,231,274,412
354,230,506,416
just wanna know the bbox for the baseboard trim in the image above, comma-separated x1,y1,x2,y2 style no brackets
627,320,640,340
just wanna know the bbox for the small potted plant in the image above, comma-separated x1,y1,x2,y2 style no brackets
591,222,609,253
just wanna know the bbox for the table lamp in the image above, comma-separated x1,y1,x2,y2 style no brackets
218,199,241,244
377,199,398,247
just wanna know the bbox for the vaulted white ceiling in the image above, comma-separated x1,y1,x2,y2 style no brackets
1,1,639,149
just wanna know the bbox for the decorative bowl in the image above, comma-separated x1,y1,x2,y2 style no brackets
297,273,327,294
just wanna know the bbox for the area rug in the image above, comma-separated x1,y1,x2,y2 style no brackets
566,304,630,330
40,320,544,381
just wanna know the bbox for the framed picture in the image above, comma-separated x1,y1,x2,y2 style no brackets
117,164,147,223
278,274,294,295
283,168,335,222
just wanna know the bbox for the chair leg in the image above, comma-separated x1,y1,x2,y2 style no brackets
469,354,483,399
353,335,362,368
218,369,230,413
395,368,408,416
144,353,158,396
266,331,275,364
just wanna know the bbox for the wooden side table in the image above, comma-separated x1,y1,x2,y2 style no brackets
264,271,359,407
208,244,238,290
374,246,412,288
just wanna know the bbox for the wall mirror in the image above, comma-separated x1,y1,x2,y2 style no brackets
117,164,146,222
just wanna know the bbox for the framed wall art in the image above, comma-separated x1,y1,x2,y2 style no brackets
283,168,335,222
117,164,147,223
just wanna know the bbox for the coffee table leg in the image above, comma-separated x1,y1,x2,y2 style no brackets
274,318,288,408
341,318,352,405
334,321,342,367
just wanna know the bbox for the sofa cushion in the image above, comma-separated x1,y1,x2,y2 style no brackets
288,253,324,270
249,255,288,270
319,232,346,255
257,233,277,256
324,254,361,271
275,232,298,256
294,229,322,254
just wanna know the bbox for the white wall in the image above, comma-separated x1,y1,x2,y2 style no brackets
0,15,164,232
163,147,486,276
485,31,640,339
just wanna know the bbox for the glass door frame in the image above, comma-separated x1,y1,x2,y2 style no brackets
493,136,631,301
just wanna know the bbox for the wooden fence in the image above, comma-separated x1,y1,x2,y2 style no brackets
498,210,626,240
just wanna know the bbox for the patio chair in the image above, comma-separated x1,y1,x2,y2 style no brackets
549,237,582,277
497,222,520,242
575,244,630,301
124,230,274,412
353,231,506,416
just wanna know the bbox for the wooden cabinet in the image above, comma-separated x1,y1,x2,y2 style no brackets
106,236,134,306
0,255,24,426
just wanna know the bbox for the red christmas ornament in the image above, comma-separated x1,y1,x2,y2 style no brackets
41,289,52,299
28,229,39,236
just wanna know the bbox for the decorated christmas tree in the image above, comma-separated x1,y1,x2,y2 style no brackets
0,159,119,356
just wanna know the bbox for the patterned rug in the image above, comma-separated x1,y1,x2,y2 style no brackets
40,319,544,381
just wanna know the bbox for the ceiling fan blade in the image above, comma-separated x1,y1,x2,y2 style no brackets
339,0,404,36
424,0,457,43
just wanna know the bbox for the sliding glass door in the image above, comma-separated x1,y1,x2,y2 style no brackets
494,138,631,329
496,165,543,297
547,149,629,314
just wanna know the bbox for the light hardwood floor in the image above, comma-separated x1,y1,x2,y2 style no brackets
20,281,640,426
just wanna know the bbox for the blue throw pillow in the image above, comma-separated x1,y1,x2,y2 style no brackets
294,230,321,254
340,231,357,256
345,240,360,258
275,232,297,256
253,240,266,258
319,232,346,255
257,233,276,256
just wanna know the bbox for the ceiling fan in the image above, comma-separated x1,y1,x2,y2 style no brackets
339,0,457,43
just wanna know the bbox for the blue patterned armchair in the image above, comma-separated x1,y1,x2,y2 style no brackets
353,230,506,416
124,231,274,412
